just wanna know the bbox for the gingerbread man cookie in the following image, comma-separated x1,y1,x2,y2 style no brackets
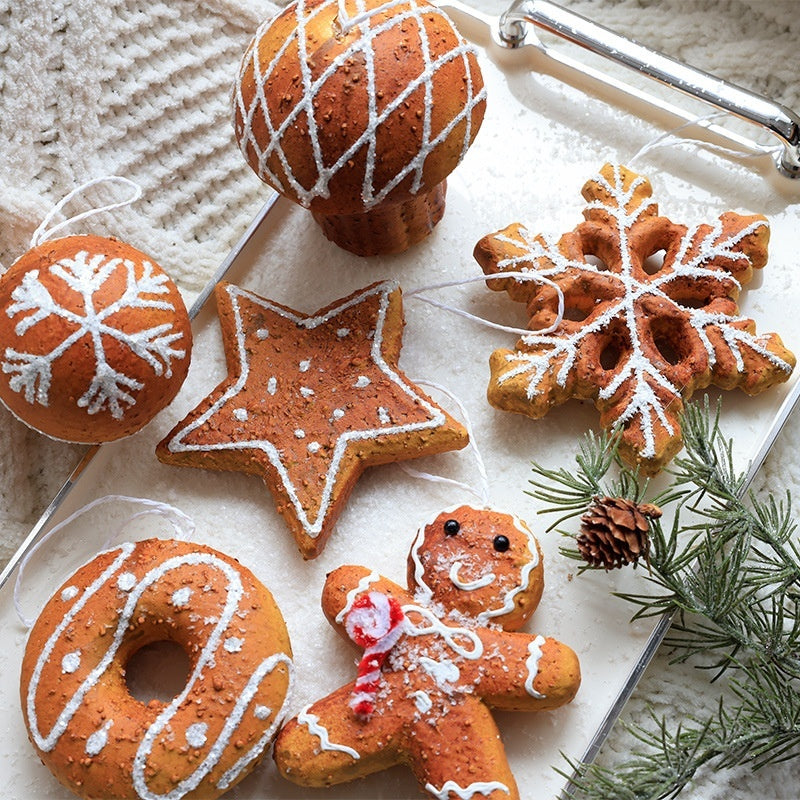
157,280,467,558
274,505,580,799
474,163,795,474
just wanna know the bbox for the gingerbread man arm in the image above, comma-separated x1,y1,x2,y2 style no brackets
273,683,405,788
321,565,414,639
465,629,581,712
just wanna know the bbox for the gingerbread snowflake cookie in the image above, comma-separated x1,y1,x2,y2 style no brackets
0,235,192,443
274,505,580,799
474,163,796,474
156,280,468,558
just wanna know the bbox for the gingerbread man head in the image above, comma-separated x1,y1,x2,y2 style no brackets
407,506,544,631
274,505,579,800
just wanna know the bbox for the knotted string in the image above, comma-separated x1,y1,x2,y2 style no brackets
399,379,491,508
406,271,566,338
14,495,195,628
628,111,781,169
30,175,142,249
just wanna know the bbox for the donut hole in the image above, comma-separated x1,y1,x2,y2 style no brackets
643,248,667,275
125,640,192,704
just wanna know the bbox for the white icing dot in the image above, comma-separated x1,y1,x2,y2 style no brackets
62,651,81,674
294,428,305,439
267,376,277,395
171,587,193,607
60,586,79,602
377,406,391,424
224,637,244,653
411,690,433,713
233,408,248,422
186,722,208,749
331,408,345,421
300,386,314,398
85,720,113,757
117,572,137,591
307,441,321,453
256,328,269,339
254,705,271,720
353,375,371,388
299,359,311,372
336,327,350,338
419,656,460,687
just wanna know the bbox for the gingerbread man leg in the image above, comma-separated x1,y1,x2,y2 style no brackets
404,695,520,800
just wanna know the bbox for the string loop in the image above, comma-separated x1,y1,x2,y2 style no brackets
14,495,195,629
400,379,491,508
30,175,142,249
406,271,565,338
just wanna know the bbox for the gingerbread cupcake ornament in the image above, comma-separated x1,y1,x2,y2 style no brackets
274,506,580,799
474,163,795,474
232,0,486,256
0,234,192,443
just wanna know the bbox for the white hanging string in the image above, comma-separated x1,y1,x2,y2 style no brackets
30,175,142,249
406,271,566,338
14,495,195,629
628,111,781,169
399,379,491,508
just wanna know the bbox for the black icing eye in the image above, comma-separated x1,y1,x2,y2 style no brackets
493,535,510,552
443,519,460,536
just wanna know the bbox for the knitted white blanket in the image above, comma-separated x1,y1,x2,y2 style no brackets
1,0,798,797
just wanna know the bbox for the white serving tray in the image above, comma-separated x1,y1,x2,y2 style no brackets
3,5,800,798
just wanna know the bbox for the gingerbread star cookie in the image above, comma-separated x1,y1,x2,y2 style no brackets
156,280,467,558
474,163,796,474
274,506,580,799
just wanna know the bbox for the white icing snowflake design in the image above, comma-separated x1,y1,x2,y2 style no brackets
3,250,186,418
477,163,795,469
233,0,486,209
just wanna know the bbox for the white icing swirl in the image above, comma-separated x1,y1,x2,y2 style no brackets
297,705,360,761
426,779,510,799
524,635,547,699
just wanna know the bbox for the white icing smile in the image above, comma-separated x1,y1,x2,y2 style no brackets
448,561,495,592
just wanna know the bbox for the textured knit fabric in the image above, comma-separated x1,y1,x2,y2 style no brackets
0,1,798,797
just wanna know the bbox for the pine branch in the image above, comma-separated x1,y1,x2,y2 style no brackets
528,396,800,798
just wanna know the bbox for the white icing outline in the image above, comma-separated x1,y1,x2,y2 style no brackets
297,704,361,760
490,164,793,459
3,250,187,418
524,634,547,699
233,0,486,209
426,779,511,799
166,281,450,539
24,544,293,800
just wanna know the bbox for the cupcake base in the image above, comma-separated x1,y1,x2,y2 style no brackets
312,182,447,257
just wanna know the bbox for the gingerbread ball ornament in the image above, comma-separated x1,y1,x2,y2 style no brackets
274,506,580,799
233,0,486,256
0,235,192,443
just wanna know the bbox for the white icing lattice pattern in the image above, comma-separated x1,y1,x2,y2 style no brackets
233,0,485,208
3,250,187,418
489,165,794,460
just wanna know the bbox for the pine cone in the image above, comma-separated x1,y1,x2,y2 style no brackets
577,496,662,570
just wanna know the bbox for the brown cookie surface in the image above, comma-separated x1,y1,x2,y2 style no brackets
157,280,468,558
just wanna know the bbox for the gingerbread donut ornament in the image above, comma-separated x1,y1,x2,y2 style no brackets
0,235,192,443
232,0,486,256
274,506,580,799
474,163,796,474
20,538,293,800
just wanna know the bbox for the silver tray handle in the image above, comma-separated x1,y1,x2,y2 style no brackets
498,0,800,178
